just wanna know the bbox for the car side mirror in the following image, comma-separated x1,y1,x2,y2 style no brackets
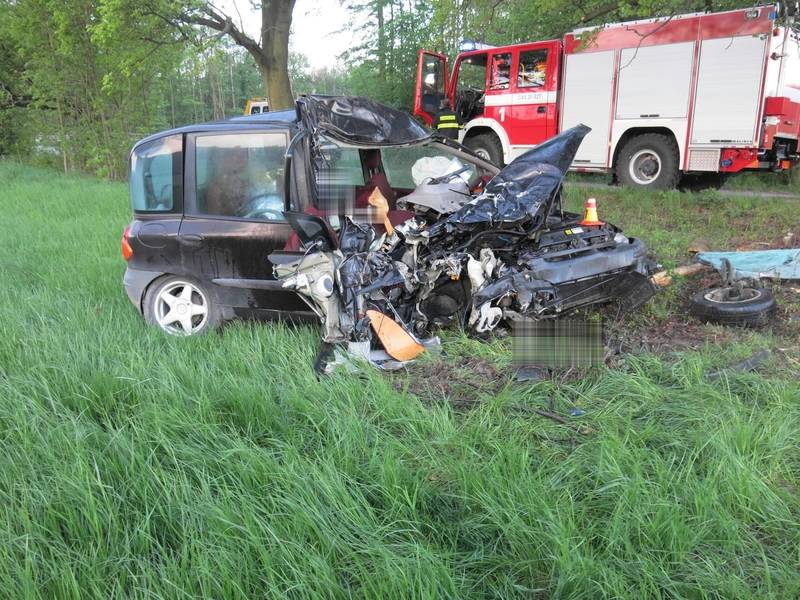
283,211,339,251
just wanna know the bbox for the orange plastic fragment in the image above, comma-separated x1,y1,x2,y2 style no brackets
366,310,424,361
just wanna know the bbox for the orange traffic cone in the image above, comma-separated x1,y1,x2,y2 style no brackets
579,197,604,226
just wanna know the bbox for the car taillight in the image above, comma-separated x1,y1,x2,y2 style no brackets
121,225,133,261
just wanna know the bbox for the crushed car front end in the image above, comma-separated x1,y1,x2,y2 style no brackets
273,95,658,369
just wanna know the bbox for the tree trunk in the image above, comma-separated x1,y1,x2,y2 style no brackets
210,65,221,119
56,96,69,174
376,1,386,87
258,0,295,110
187,0,295,110
169,79,176,128
258,59,294,110
228,55,236,114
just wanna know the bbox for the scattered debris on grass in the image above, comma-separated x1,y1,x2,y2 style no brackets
651,262,709,287
514,366,549,382
707,349,771,380
509,404,592,435
687,239,710,255
390,355,504,408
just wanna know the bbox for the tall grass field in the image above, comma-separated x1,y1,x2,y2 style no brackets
1,160,799,598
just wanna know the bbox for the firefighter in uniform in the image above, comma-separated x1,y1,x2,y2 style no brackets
432,98,460,140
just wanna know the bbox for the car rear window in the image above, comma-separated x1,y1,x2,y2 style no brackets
130,134,183,212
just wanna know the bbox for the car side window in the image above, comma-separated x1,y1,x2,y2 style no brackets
194,132,287,221
130,134,182,212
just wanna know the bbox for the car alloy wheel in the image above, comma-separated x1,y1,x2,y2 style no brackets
153,280,209,335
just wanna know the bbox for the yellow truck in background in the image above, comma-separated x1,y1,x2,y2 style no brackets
243,98,269,115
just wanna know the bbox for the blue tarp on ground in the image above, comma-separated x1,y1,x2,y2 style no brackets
696,249,800,280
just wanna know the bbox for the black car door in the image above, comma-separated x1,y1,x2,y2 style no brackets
179,127,309,316
127,133,184,276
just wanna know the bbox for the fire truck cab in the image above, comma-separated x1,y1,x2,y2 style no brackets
415,5,800,188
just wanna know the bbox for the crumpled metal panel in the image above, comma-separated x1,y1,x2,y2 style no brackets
298,95,433,146
428,125,590,235
273,117,655,371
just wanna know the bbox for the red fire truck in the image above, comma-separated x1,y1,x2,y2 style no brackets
414,5,800,188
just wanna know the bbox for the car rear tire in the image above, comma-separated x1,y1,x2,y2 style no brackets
690,286,776,327
143,276,222,336
464,132,504,166
616,134,680,190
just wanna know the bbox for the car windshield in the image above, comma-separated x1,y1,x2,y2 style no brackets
318,138,487,185
379,144,479,189
310,137,492,217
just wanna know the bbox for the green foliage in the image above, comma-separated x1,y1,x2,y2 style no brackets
0,0,347,175
342,0,764,111
0,3,31,156
0,0,787,176
343,0,434,107
0,0,183,177
288,51,351,97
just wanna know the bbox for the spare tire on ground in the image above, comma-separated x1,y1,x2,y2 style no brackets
690,286,776,327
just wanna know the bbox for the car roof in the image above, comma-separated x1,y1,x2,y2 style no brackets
132,95,438,154
227,109,297,124
131,109,298,152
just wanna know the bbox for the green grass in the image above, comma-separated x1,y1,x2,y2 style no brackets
567,169,800,193
1,160,799,598
561,182,799,268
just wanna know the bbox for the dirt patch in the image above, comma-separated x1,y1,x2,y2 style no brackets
723,213,796,250
391,356,505,409
610,269,800,353
770,285,800,339
393,270,798,410
611,316,737,353
730,234,797,251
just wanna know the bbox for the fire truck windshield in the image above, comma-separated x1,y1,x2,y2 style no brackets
454,54,488,122
457,54,487,90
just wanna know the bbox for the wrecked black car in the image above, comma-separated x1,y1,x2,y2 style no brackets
122,95,656,347
123,96,499,334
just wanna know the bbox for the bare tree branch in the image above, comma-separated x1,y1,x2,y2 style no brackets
619,13,675,70
575,1,631,26
187,5,263,58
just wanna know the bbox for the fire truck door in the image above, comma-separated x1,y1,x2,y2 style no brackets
414,50,449,126
508,44,559,145
483,49,514,141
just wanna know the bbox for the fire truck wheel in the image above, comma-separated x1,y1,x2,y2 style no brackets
464,133,504,166
616,134,680,189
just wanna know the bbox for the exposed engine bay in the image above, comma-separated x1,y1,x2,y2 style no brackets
271,98,658,371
